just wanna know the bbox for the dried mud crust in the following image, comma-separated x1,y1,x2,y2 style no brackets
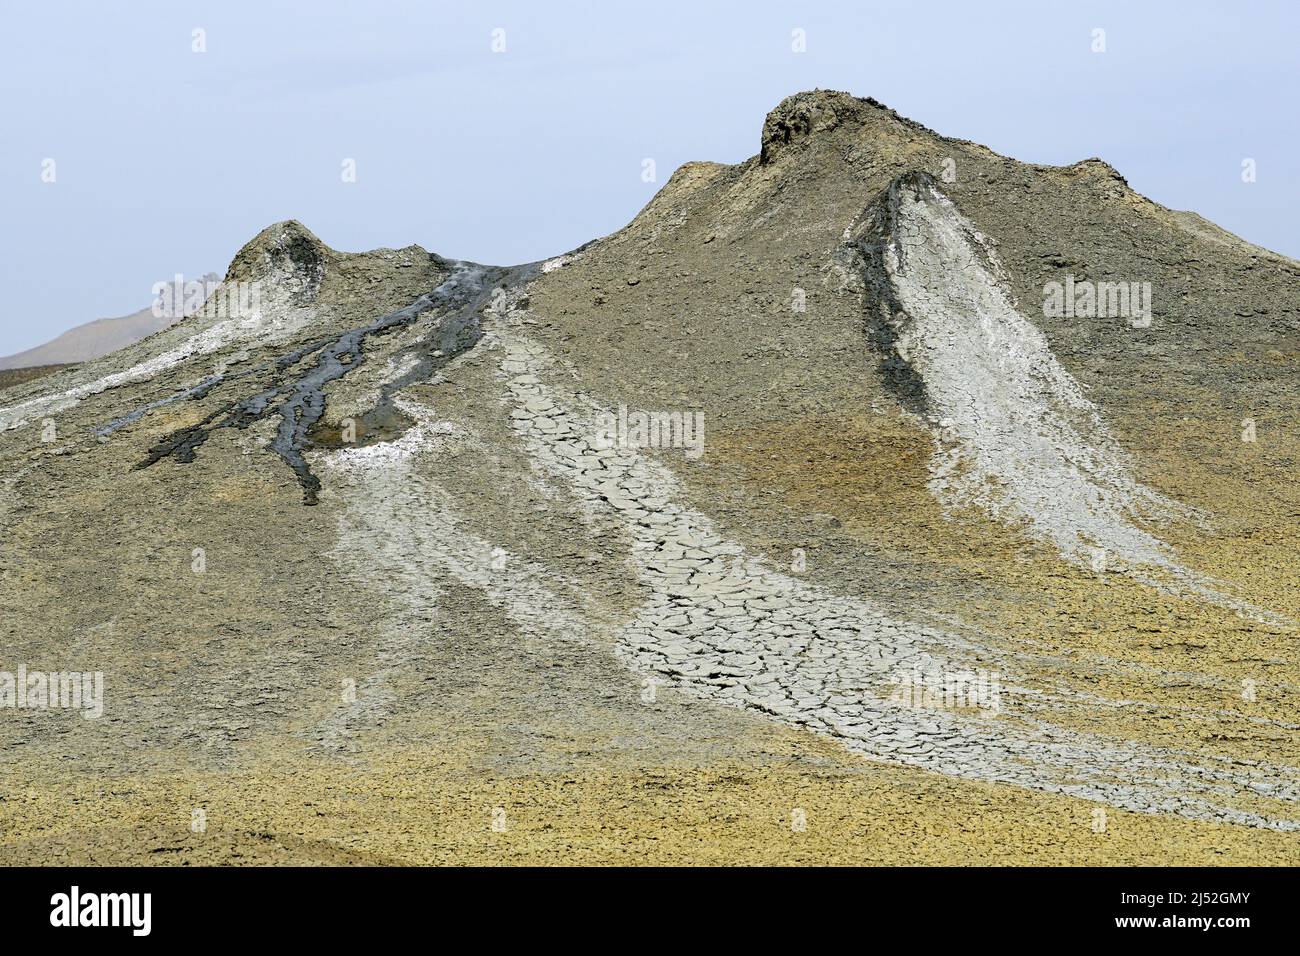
3,742,1300,865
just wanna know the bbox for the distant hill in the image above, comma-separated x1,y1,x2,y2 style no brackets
0,273,220,370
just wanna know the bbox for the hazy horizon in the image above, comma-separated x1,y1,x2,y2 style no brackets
2,0,1296,356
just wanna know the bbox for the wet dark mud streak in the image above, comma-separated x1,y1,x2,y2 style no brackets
132,259,539,504
846,171,945,416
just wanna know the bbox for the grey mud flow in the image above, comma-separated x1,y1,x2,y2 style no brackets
133,259,539,504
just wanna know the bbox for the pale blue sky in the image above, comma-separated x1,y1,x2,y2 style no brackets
1,0,1296,356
